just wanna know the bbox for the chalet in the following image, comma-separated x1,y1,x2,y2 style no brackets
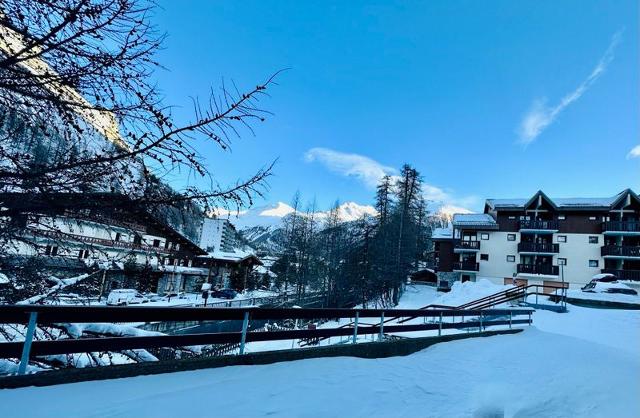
0,192,206,292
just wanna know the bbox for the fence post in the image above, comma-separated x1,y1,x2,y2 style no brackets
18,312,38,375
352,311,359,344
239,311,250,355
438,312,442,336
379,312,384,341
528,311,532,326
479,312,483,332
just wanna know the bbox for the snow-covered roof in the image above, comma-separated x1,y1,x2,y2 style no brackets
200,249,263,265
432,227,453,240
452,213,498,229
486,189,637,211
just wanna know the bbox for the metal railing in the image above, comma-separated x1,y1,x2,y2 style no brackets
602,221,640,234
0,304,533,375
452,261,479,271
601,269,640,281
518,220,559,231
517,264,559,276
601,245,640,258
517,242,559,253
454,240,480,251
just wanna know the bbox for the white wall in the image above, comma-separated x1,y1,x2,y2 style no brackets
477,231,519,281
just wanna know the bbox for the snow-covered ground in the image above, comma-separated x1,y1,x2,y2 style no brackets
1,282,638,417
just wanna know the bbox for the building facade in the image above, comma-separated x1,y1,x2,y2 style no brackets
199,218,238,253
434,189,640,288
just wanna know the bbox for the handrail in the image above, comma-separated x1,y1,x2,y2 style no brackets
0,305,533,367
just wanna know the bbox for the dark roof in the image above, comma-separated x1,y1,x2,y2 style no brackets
485,189,638,212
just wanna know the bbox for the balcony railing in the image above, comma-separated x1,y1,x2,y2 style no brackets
602,221,640,234
517,264,559,276
454,240,480,251
601,269,640,281
518,220,559,231
452,261,479,272
31,229,172,254
517,242,559,253
601,245,640,258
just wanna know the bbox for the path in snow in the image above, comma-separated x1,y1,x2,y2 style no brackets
0,327,637,418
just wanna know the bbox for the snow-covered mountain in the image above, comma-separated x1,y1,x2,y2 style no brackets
214,201,377,254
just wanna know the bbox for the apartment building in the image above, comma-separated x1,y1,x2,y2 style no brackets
199,218,238,253
433,189,640,288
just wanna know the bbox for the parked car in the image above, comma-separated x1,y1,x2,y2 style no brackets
144,292,163,302
106,289,149,305
582,280,638,295
211,288,238,299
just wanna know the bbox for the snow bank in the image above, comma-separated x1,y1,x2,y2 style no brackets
434,279,514,307
2,328,638,418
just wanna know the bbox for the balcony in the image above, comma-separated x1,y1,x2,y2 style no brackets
518,220,559,233
601,269,640,281
517,242,559,254
602,221,640,235
601,245,640,258
31,229,172,254
517,264,559,276
454,240,480,252
452,261,479,272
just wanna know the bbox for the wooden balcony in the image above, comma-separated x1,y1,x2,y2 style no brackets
517,242,559,254
454,240,480,252
602,221,640,235
601,269,640,281
601,245,640,258
31,229,172,254
452,261,479,272
518,220,559,232
517,264,559,276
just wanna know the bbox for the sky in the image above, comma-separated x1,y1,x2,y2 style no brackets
152,0,639,212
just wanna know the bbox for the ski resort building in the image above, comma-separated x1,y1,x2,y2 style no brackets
0,192,206,291
433,189,640,288
199,218,238,253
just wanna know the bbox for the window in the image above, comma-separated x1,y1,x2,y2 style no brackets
507,234,516,241
588,236,599,244
115,232,121,242
480,253,489,261
558,258,567,266
153,239,161,248
480,233,490,240
557,235,567,243
589,216,597,221
506,255,515,262
45,245,58,256
558,215,566,220
133,235,142,245
508,215,516,220
589,260,599,268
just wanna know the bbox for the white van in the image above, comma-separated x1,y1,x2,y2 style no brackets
106,289,149,306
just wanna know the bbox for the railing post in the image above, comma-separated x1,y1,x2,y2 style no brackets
479,312,483,332
18,312,38,375
379,312,384,341
438,312,442,336
239,311,250,355
509,311,512,329
528,311,532,326
352,311,359,344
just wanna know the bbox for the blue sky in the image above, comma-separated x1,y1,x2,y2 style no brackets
153,1,638,212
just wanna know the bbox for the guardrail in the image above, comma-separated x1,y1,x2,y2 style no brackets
0,305,533,375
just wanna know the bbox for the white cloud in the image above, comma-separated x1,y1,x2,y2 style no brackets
304,147,396,188
627,145,640,159
304,147,480,212
518,29,623,145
